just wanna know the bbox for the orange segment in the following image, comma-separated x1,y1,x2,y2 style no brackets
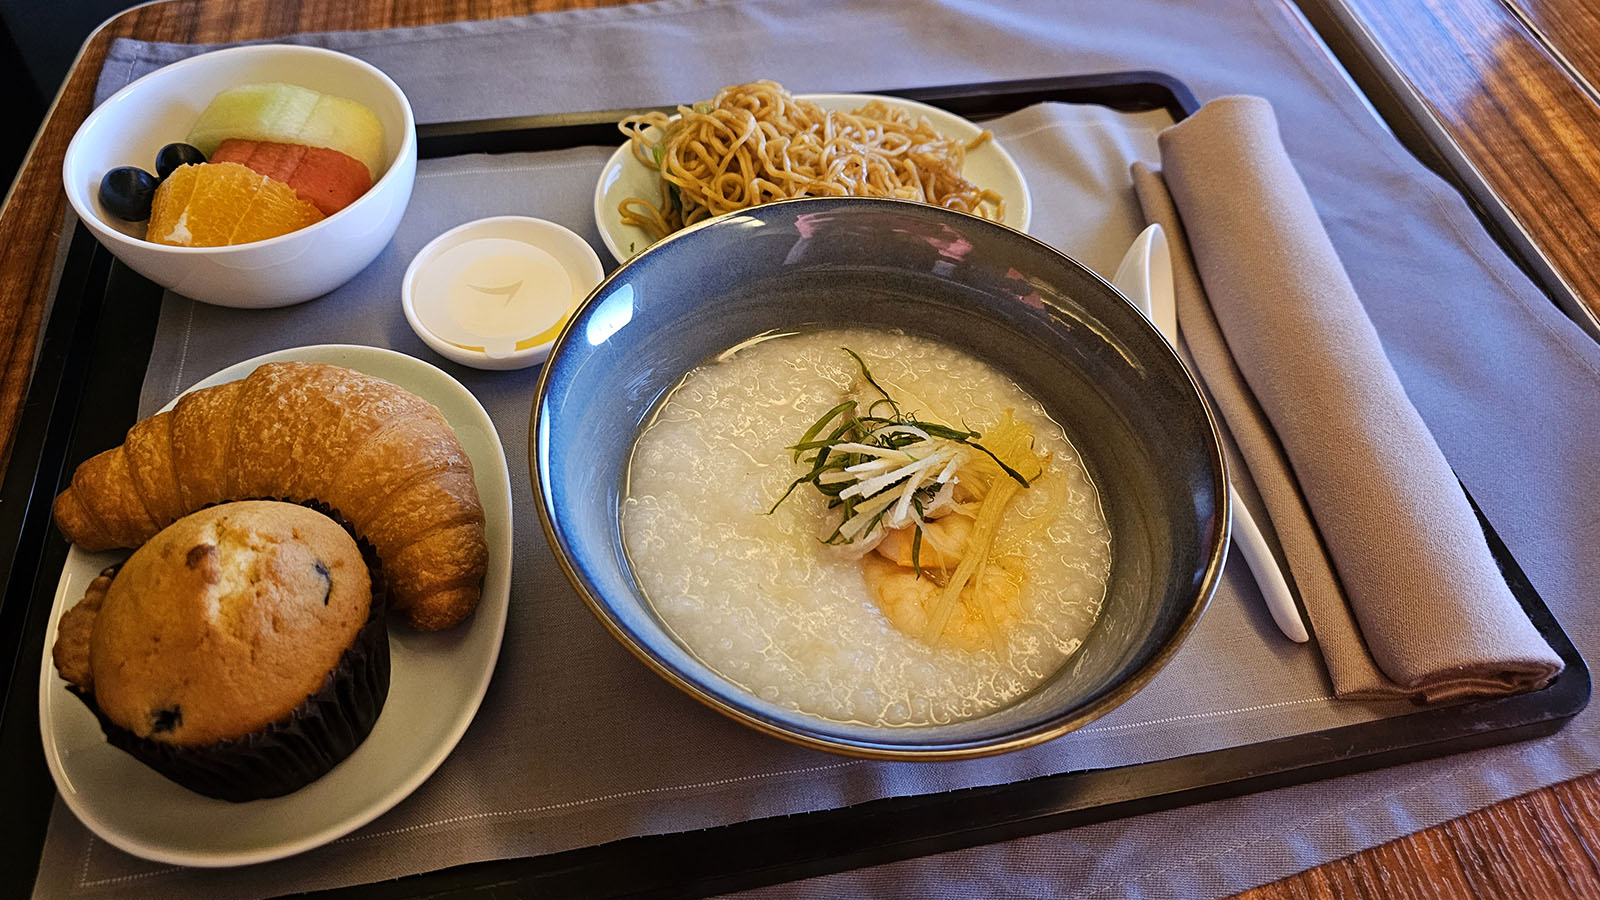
228,172,325,244
147,162,324,247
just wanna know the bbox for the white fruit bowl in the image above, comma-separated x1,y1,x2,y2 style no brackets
62,44,417,309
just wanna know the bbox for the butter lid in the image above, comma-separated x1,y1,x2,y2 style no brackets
402,217,605,370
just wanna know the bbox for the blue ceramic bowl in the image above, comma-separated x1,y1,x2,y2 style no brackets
532,197,1228,760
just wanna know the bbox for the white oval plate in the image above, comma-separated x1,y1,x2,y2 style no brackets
38,344,514,867
592,92,1033,264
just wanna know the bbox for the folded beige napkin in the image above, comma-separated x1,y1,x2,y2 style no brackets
1129,96,1563,701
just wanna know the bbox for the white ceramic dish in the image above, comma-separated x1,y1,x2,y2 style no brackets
402,216,605,370
62,44,417,308
592,92,1032,264
38,344,513,867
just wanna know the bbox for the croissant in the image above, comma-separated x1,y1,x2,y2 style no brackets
52,362,487,630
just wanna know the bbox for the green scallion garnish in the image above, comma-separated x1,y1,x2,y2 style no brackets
768,349,1030,574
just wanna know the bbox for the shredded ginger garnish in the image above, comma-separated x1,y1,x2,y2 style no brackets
770,349,1034,581
818,426,969,546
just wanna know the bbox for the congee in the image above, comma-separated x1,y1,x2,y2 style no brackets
621,328,1110,726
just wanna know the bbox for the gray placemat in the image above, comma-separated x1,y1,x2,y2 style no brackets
32,0,1600,898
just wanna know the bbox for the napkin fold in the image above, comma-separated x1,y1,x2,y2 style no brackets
1130,96,1563,702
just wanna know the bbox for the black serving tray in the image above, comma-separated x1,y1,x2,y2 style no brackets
0,71,1587,900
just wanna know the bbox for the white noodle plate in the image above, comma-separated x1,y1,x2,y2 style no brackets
592,92,1032,264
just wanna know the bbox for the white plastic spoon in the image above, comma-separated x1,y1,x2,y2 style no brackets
1112,224,1311,643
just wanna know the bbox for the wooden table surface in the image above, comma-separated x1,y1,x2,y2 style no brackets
4,0,1598,896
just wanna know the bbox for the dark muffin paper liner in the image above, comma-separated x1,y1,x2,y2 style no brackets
67,500,391,803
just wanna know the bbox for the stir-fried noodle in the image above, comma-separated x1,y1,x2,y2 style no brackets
618,80,1005,240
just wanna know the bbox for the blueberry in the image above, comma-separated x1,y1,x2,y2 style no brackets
155,142,206,179
150,705,182,734
98,166,159,221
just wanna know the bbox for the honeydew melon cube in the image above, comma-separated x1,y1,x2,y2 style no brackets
186,82,320,157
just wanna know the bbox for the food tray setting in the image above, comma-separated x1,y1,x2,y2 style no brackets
0,71,1587,900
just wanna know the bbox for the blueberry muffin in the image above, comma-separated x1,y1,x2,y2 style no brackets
53,500,389,801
